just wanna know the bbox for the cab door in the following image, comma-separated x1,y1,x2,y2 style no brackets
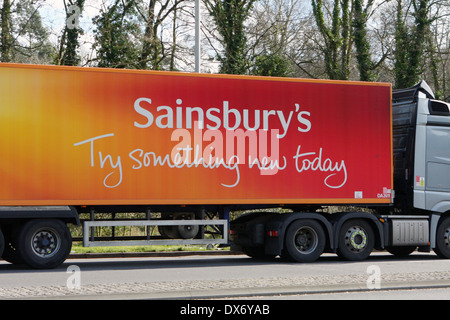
425,100,450,211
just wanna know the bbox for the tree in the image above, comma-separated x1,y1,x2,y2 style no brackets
394,0,433,88
353,0,376,81
205,0,256,74
311,0,352,80
1,0,53,64
408,0,430,85
245,0,306,77
91,0,185,70
251,53,290,77
1,0,13,62
93,0,141,68
394,0,410,87
54,0,85,66
137,0,184,70
426,3,450,101
13,0,53,63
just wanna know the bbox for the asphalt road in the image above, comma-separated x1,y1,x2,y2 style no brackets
262,287,450,299
0,251,449,300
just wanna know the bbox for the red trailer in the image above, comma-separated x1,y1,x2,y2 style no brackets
0,63,448,269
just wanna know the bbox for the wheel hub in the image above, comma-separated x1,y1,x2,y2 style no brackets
345,226,367,252
294,227,318,254
31,229,60,258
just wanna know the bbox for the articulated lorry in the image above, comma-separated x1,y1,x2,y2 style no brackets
0,63,448,269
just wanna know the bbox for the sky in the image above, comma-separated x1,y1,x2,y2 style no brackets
39,0,102,62
39,0,101,29
36,0,213,71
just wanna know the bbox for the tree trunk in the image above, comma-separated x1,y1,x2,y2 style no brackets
1,0,12,62
58,0,85,66
140,0,159,69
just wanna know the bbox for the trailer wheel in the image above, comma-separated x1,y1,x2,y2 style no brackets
337,219,374,261
433,216,450,259
178,224,200,239
16,219,72,269
284,219,325,262
0,227,4,258
1,224,24,265
177,214,199,239
158,213,180,239
159,213,199,239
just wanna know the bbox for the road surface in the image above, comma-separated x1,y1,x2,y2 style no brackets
250,287,450,299
0,251,449,300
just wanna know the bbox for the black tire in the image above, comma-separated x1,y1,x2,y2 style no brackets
158,213,180,239
16,219,72,269
284,219,326,263
0,227,4,258
1,224,24,265
433,216,450,259
178,224,200,239
177,213,199,239
159,212,200,239
337,219,374,261
158,225,180,239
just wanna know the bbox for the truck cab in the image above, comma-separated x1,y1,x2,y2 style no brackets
393,80,450,214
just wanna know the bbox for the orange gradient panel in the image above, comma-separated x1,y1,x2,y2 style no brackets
0,64,393,205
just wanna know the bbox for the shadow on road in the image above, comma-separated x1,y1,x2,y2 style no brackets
0,252,439,274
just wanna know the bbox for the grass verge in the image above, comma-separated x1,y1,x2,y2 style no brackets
70,242,230,254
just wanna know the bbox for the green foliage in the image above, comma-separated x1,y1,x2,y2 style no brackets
93,0,141,69
0,0,53,63
58,0,86,66
353,0,376,82
394,0,431,89
70,243,227,254
311,0,351,80
205,0,256,74
251,54,290,77
394,0,409,88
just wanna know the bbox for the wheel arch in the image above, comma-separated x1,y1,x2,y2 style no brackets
0,206,80,226
278,213,334,253
433,212,450,258
332,212,384,250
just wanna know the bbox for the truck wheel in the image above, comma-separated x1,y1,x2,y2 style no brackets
1,224,24,265
337,219,374,261
16,219,72,269
177,213,199,239
284,219,325,263
0,227,4,258
178,224,199,239
433,216,450,259
158,213,180,239
159,212,200,239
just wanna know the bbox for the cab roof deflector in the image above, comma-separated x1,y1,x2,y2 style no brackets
393,80,435,104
